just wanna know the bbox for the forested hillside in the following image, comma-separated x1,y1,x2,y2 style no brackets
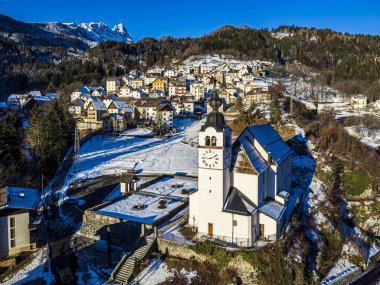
1,16,380,100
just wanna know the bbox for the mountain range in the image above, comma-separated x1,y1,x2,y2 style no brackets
0,13,132,51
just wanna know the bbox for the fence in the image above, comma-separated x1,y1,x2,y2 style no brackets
195,232,277,248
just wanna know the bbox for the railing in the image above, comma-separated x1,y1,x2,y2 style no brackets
195,232,277,248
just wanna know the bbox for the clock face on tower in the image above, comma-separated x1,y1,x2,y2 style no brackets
201,149,219,168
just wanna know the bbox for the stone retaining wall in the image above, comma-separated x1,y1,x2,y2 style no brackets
157,237,258,285
81,210,140,250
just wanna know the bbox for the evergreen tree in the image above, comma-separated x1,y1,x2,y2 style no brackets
153,112,166,135
270,96,282,125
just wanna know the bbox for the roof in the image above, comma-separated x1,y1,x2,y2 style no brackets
233,136,268,174
113,101,134,113
259,199,286,221
156,104,175,112
247,124,293,164
91,101,107,111
135,98,160,108
0,187,40,210
223,187,257,215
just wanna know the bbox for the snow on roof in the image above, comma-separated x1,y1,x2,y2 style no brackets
247,123,293,164
113,101,133,113
141,177,197,198
259,199,285,221
91,101,107,111
0,186,40,210
96,193,184,225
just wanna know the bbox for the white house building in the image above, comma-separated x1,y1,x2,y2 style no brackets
0,186,39,258
189,93,294,247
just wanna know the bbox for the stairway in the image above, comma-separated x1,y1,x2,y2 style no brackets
112,235,155,284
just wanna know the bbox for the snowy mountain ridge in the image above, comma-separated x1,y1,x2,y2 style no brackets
38,21,133,47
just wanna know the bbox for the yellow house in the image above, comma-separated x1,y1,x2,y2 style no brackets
152,77,167,94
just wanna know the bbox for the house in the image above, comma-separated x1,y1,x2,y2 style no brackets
7,94,28,111
131,78,144,89
189,92,294,247
134,98,161,121
129,89,147,99
152,77,167,94
119,85,134,97
245,89,271,104
0,186,39,258
68,98,84,117
154,104,175,128
214,71,224,84
189,83,205,101
171,97,195,115
106,77,121,94
168,81,187,97
351,95,368,110
164,66,177,78
71,87,91,102
102,113,129,132
79,101,107,130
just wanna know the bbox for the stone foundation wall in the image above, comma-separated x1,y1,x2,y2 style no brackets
157,238,258,285
81,211,140,250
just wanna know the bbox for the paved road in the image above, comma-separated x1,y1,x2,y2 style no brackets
350,262,380,285
44,176,118,284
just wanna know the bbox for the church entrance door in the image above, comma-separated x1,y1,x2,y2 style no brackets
208,223,213,237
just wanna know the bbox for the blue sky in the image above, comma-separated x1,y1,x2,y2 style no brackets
1,0,380,40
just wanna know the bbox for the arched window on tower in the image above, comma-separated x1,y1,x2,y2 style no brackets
211,136,217,146
205,136,210,146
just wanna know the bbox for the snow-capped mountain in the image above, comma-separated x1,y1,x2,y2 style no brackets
0,14,133,52
37,21,133,48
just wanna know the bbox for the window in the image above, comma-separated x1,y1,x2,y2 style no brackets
205,136,210,146
10,217,15,228
233,220,237,226
10,217,16,248
211,136,217,146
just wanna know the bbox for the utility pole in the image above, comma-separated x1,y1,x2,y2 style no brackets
73,121,81,174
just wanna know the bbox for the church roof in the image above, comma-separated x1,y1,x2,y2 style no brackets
259,199,286,221
223,187,257,216
232,136,268,174
246,123,293,164
200,91,229,132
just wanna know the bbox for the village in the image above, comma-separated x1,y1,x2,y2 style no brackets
0,55,380,285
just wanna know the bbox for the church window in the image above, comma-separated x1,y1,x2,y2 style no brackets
211,136,217,146
233,220,237,226
209,190,212,193
205,136,210,146
209,177,212,180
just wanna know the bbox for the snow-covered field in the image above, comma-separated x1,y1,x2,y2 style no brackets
133,258,196,285
3,248,54,285
61,118,201,194
344,126,380,149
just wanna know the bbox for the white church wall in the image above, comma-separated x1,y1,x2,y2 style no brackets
189,191,200,227
232,172,259,205
259,213,278,238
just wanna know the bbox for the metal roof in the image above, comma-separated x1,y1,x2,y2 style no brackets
247,123,293,164
0,187,40,210
259,199,285,221
223,187,257,215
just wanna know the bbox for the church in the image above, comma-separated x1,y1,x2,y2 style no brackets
189,92,294,247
